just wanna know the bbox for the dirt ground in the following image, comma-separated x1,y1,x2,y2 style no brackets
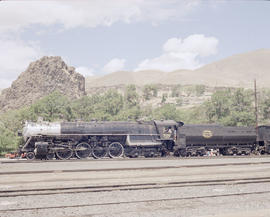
1,157,270,217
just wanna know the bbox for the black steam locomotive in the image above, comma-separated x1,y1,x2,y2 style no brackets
20,120,270,160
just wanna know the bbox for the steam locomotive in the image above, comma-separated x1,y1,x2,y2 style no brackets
20,120,270,160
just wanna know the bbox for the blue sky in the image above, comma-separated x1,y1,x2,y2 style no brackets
0,0,269,88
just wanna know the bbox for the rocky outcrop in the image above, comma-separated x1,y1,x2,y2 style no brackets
0,56,85,111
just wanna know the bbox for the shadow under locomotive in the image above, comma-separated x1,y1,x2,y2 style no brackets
19,120,270,160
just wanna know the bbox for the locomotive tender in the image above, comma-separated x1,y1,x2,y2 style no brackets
178,125,257,156
20,120,270,160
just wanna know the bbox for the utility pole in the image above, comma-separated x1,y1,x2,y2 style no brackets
254,79,258,141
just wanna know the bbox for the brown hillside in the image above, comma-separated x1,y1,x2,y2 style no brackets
85,70,166,90
86,49,270,88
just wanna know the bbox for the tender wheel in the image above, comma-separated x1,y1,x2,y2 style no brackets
175,149,186,157
55,148,73,160
260,150,265,155
108,142,124,158
46,151,55,160
26,152,35,160
75,142,91,159
92,144,107,159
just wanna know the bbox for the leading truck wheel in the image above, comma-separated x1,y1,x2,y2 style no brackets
75,142,91,159
26,152,35,160
55,148,73,160
108,142,124,158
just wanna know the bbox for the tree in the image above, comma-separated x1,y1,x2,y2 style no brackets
0,122,19,155
195,85,206,96
72,96,95,121
161,93,167,104
116,106,142,121
205,89,231,122
171,85,181,97
124,85,139,108
100,90,124,116
259,89,270,123
153,104,180,120
142,84,158,100
204,88,255,126
30,91,73,121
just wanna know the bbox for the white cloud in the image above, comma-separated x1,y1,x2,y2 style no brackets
76,66,94,77
103,58,126,73
0,38,42,88
135,34,218,71
0,0,200,33
0,0,202,87
163,35,218,57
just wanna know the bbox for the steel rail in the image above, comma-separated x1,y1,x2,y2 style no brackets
1,155,269,164
1,160,270,176
2,176,270,198
1,190,270,212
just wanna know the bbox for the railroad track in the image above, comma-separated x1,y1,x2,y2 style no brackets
1,154,269,164
1,189,270,213
1,160,270,176
2,176,270,198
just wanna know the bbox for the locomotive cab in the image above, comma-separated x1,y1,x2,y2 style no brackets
153,120,183,141
153,120,184,152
